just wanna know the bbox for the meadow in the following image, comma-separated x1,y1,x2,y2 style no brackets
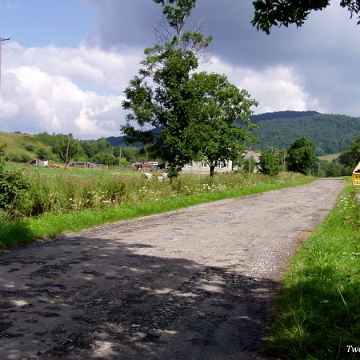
0,163,315,247
318,153,341,162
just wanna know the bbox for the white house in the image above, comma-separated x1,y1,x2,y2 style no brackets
182,160,233,174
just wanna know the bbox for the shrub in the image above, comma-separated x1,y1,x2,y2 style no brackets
6,153,31,163
25,145,35,152
0,144,29,219
260,149,281,176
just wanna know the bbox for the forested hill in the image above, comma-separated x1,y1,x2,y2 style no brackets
250,110,320,123
250,112,360,154
106,111,360,155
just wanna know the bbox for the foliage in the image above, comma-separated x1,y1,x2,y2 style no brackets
267,184,360,359
242,156,257,174
91,152,117,166
121,0,257,178
252,112,360,154
121,0,211,178
287,137,316,175
250,110,319,123
252,0,360,34
339,133,360,169
5,153,31,163
260,148,281,176
25,145,35,152
36,148,49,160
0,143,5,172
52,134,79,163
0,144,29,219
187,72,258,177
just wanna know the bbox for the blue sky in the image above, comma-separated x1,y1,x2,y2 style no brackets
0,0,360,139
1,1,95,47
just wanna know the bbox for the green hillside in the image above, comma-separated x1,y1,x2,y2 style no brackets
0,131,57,163
2,111,360,161
252,112,360,154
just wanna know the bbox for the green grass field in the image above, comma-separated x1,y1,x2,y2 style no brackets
318,153,341,162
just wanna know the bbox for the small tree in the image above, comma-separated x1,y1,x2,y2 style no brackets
52,134,78,163
243,156,256,174
287,137,316,175
260,148,281,176
339,134,360,169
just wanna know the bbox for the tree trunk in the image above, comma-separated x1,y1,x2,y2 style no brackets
210,165,215,178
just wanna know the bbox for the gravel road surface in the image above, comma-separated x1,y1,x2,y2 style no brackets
0,178,344,360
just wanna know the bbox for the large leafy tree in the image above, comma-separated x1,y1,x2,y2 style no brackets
287,137,316,175
252,0,360,34
121,0,258,178
121,0,212,178
188,72,258,177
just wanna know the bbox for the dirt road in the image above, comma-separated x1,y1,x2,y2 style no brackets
0,178,344,360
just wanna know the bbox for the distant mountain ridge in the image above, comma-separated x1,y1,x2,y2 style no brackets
252,111,360,154
105,111,360,154
249,110,320,123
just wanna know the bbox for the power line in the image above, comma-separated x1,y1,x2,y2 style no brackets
4,40,122,96
0,37,10,94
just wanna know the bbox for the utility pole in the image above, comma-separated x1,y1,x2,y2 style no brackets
0,37,10,94
119,146,122,168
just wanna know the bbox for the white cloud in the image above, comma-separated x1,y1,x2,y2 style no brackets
1,42,143,139
201,56,326,115
0,98,19,117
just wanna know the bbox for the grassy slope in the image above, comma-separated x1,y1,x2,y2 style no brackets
0,131,53,160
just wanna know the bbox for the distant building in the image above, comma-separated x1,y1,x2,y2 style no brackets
29,159,49,167
182,160,233,174
68,162,103,169
241,150,261,173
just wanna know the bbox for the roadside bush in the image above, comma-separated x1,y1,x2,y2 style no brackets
0,144,29,219
260,149,281,176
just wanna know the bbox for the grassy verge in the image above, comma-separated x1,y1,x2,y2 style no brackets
267,179,360,360
0,173,315,248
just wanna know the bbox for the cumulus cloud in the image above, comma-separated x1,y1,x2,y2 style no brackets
201,57,325,114
1,1,360,141
83,0,360,117
1,42,144,139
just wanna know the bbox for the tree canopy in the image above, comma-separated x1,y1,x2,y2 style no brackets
339,133,360,169
121,0,258,177
287,137,316,175
252,0,360,34
188,72,258,177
